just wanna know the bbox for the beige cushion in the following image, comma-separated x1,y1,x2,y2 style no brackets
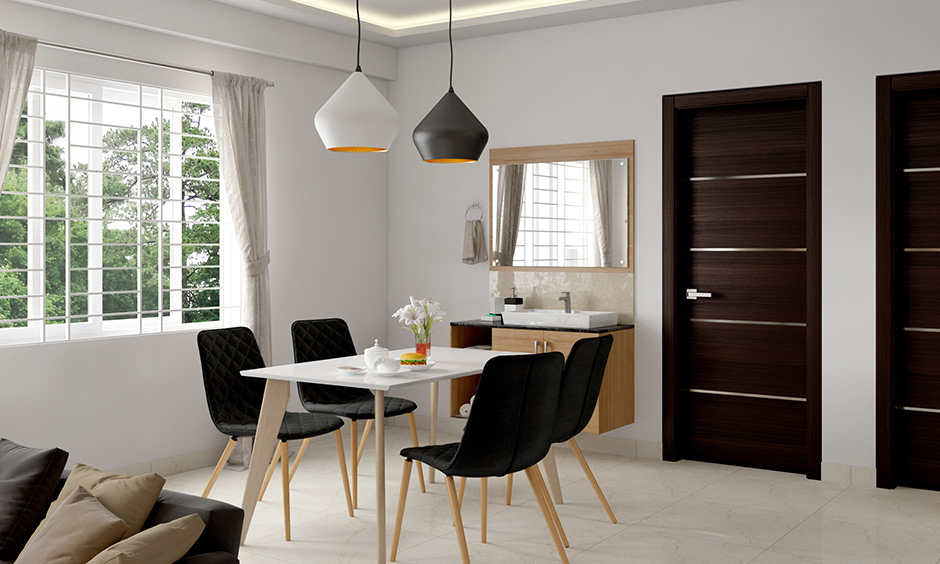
85,513,206,564
15,486,128,564
31,463,165,543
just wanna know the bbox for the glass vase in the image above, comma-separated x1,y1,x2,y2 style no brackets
415,334,431,357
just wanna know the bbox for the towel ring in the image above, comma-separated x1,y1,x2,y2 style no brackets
466,202,484,221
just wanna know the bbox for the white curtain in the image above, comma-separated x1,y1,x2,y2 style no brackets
211,72,273,362
0,29,37,195
493,164,526,267
589,159,612,267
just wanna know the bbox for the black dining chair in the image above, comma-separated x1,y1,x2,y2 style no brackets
196,326,353,540
482,335,617,546
291,318,425,509
390,352,570,564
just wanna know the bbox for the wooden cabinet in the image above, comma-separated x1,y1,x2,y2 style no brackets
449,323,634,434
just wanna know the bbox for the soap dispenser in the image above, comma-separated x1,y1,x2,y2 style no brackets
504,286,524,311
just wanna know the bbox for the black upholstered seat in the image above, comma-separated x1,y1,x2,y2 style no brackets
482,335,617,548
291,318,425,507
391,352,569,564
292,319,419,419
196,326,353,540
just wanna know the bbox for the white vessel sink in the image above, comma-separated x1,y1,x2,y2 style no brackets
501,309,619,330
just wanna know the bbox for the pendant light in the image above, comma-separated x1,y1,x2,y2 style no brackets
412,0,489,163
315,0,399,152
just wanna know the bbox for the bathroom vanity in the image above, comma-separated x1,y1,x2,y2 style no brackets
449,320,635,434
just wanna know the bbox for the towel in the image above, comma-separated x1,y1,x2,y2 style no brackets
462,218,488,264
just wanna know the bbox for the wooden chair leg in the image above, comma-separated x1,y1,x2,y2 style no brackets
334,430,354,517
258,443,282,501
406,413,426,493
279,441,291,541
453,476,467,527
524,467,569,564
506,473,513,505
357,419,374,463
390,460,413,562
481,477,488,543
569,438,617,523
287,438,311,483
535,463,569,548
202,437,237,498
445,476,471,564
351,420,359,509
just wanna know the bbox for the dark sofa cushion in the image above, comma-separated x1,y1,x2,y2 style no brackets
0,438,68,561
145,489,242,562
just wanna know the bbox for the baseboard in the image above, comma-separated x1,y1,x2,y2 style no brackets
109,445,225,477
821,462,877,487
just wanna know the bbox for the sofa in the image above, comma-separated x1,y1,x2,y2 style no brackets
0,438,243,564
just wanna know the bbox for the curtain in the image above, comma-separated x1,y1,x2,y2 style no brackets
211,72,273,362
0,29,37,196
493,164,525,267
589,159,612,267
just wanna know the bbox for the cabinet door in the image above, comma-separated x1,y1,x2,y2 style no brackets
543,331,587,357
493,328,545,353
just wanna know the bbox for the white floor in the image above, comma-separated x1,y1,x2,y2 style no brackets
165,428,940,564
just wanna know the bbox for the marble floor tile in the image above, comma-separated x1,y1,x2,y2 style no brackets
814,485,940,536
636,498,805,549
690,470,844,516
771,516,940,564
583,527,763,564
163,427,940,564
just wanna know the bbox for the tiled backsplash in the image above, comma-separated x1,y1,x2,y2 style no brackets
491,270,635,324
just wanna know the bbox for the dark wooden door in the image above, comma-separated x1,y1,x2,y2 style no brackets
664,83,822,478
877,70,940,490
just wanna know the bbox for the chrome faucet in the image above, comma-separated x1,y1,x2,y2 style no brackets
559,291,572,314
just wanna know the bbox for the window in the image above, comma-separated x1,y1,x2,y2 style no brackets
0,69,239,345
516,160,595,267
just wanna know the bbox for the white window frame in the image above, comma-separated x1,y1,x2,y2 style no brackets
0,68,240,346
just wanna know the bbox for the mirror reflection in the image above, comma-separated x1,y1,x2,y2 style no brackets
490,140,634,270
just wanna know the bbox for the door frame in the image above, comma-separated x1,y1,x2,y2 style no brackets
875,69,940,489
662,83,822,479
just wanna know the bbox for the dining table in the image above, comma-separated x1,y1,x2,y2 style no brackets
237,345,513,563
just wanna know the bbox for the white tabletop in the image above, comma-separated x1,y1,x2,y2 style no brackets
240,346,507,391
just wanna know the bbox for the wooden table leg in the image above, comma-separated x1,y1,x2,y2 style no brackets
375,390,386,563
240,378,290,545
542,445,564,504
428,381,438,484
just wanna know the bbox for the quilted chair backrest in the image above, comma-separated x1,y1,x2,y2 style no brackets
552,335,614,444
196,327,268,432
292,318,370,406
443,352,565,478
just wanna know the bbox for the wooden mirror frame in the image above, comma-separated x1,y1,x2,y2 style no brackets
489,140,635,273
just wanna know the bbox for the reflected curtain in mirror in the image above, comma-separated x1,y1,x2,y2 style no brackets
493,163,525,267
589,159,612,267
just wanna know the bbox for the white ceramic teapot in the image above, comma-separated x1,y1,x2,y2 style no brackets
363,339,389,371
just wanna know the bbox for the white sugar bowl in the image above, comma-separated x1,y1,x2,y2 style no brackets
364,339,389,371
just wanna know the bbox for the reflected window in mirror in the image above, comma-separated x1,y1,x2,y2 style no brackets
490,140,634,272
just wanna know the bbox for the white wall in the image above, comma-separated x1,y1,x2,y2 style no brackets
387,0,940,468
0,0,393,469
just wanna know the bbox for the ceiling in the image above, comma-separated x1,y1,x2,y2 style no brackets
211,0,740,47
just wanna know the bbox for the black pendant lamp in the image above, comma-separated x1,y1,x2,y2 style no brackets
413,0,488,163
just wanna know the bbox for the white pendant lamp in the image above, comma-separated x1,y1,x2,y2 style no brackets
315,0,399,152
412,0,488,163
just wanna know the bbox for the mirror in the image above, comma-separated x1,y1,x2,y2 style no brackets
490,140,634,271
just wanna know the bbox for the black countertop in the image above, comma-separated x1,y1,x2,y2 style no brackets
451,319,634,334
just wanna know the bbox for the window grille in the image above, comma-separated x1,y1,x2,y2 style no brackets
0,69,239,345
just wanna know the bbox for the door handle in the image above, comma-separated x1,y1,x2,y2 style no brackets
686,288,713,300
534,340,540,353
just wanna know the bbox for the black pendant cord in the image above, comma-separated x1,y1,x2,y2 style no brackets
355,0,362,72
448,0,454,91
